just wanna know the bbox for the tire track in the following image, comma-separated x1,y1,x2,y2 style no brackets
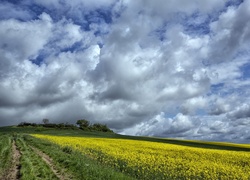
3,140,21,180
30,146,73,180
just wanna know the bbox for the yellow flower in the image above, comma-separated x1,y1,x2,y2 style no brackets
31,134,250,180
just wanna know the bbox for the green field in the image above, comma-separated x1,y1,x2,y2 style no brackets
0,126,249,180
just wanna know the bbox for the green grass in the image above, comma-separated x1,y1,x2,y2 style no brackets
23,134,135,180
0,134,12,177
15,134,58,180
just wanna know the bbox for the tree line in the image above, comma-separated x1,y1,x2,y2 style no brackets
17,119,113,133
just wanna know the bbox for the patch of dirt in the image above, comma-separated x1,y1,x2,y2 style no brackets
2,140,21,180
30,146,73,180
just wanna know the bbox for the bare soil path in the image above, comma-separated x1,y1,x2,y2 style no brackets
3,140,21,180
30,146,73,180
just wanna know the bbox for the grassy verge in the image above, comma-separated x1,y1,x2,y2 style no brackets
15,134,58,180
0,134,12,177
23,134,135,180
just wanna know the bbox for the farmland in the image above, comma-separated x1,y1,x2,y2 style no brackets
0,126,250,179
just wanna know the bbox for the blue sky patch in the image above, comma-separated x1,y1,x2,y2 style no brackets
182,12,211,36
225,0,244,8
210,83,225,94
60,41,85,53
240,62,250,79
30,53,46,66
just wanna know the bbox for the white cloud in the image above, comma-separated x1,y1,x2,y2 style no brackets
180,96,207,115
32,0,117,9
0,2,33,20
0,13,52,61
122,112,201,138
208,0,250,63
53,20,83,49
227,104,250,120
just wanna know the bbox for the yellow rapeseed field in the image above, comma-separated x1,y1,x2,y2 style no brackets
31,134,250,179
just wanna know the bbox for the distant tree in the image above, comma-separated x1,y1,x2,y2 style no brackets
43,118,49,124
90,123,113,132
76,119,90,130
57,123,65,129
17,122,26,127
17,122,38,127
43,123,57,128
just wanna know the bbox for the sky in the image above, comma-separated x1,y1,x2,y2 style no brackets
0,0,250,143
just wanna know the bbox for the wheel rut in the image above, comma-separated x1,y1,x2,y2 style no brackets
3,140,21,180
30,146,73,180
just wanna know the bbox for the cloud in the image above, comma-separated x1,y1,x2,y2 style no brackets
0,13,52,61
180,96,207,115
208,0,250,63
0,2,33,21
227,104,250,120
0,0,249,143
31,0,116,10
122,112,201,138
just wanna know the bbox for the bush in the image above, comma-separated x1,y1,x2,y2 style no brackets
42,123,58,128
18,122,38,127
90,123,113,133
76,119,90,130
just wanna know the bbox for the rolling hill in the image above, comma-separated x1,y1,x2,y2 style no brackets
0,126,249,179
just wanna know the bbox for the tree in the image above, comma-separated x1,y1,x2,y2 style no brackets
91,123,113,132
76,119,90,130
43,118,49,124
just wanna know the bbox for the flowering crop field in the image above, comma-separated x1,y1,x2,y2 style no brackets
31,134,250,180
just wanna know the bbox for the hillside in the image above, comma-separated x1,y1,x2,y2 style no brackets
0,126,250,179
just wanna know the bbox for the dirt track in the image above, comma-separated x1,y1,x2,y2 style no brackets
30,146,72,180
0,139,73,180
3,140,21,180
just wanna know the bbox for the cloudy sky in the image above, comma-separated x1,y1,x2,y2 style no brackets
1,0,250,143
